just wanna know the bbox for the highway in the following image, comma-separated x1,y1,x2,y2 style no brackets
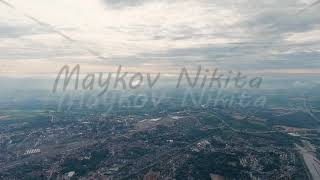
296,144,320,180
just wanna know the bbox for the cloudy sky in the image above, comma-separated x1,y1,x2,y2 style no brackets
0,0,319,78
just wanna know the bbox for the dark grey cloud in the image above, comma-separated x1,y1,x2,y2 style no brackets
245,10,320,35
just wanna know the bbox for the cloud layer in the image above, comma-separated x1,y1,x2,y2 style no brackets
0,0,319,77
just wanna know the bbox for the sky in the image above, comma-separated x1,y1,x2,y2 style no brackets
0,0,319,79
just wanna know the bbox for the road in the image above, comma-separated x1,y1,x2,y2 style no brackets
296,144,320,180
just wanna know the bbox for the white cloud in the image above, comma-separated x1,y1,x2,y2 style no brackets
285,29,320,43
